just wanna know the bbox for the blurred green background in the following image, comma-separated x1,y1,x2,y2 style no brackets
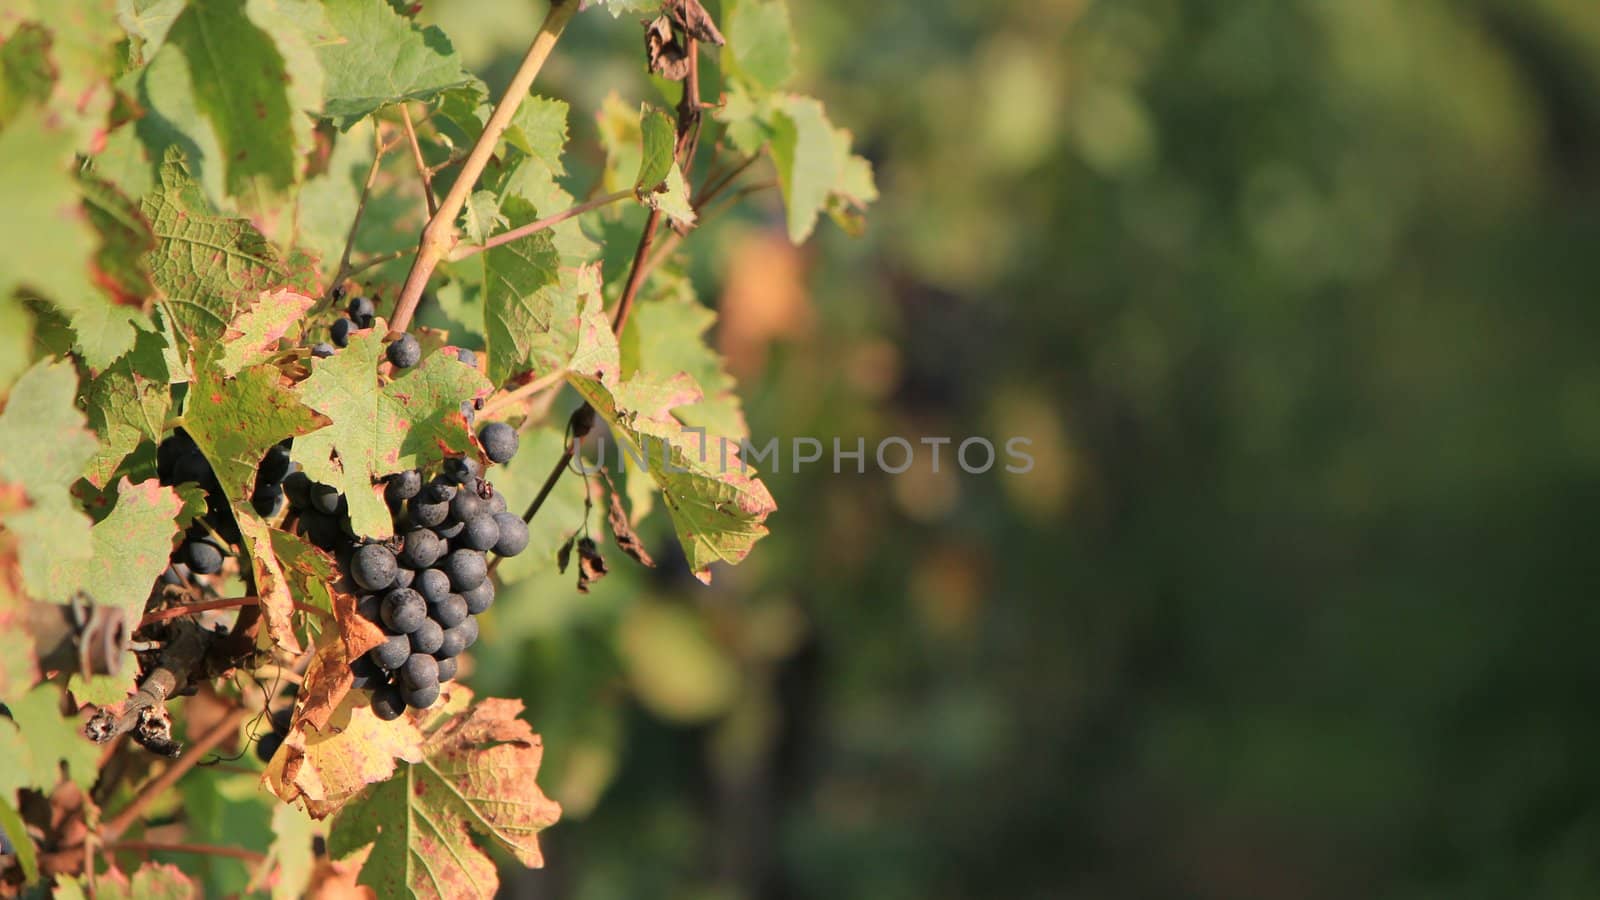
437,0,1600,897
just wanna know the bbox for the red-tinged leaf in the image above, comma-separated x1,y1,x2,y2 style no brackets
92,861,200,900
218,289,316,375
234,511,300,654
328,691,562,899
265,645,427,818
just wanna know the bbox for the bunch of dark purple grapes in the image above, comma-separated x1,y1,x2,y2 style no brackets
311,292,421,370
156,430,292,579
283,422,526,718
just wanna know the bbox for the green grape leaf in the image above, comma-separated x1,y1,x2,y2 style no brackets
81,329,172,488
714,83,777,155
721,0,795,92
621,271,747,440
484,426,589,584
184,359,330,503
567,360,776,583
641,164,695,227
503,95,568,177
81,173,158,309
0,360,101,495
318,0,474,127
1,0,121,150
293,330,491,538
635,104,676,194
118,0,186,63
0,21,54,126
0,797,35,884
43,477,189,623
768,95,842,244
459,189,506,247
266,802,318,900
0,296,33,390
498,158,597,265
164,0,300,198
218,289,316,375
271,526,338,619
144,150,284,343
481,196,591,387
0,683,103,797
329,693,562,899
594,91,642,194
0,107,134,368
0,360,98,594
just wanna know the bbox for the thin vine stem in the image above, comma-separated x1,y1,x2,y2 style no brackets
389,0,579,336
400,104,438,217
448,189,634,261
103,841,267,865
139,596,332,629
330,125,391,295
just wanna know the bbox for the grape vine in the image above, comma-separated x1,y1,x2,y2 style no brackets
0,0,872,894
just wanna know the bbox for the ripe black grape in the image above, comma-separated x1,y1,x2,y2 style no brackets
357,592,382,623
449,489,485,523
309,483,342,516
251,483,285,517
435,518,464,540
435,624,467,659
441,548,487,591
185,535,224,574
259,442,293,484
422,478,457,504
401,653,439,690
430,593,468,628
256,731,283,762
442,456,480,484
370,684,406,721
401,681,439,710
398,528,445,569
172,450,213,487
392,566,415,588
408,497,449,529
347,295,375,327
351,544,398,591
410,618,444,654
414,567,451,604
385,470,422,504
491,512,529,557
270,708,293,734
456,347,476,366
312,342,336,358
462,579,494,615
459,514,498,552
282,471,312,508
387,333,421,369
370,633,411,670
381,588,426,633
478,422,518,464
435,656,458,682
350,655,383,689
486,489,508,514
331,317,355,347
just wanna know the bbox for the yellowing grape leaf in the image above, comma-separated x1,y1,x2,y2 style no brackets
328,691,562,899
567,363,776,584
0,360,98,598
218,289,316,375
266,639,426,818
43,477,190,623
293,329,491,538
